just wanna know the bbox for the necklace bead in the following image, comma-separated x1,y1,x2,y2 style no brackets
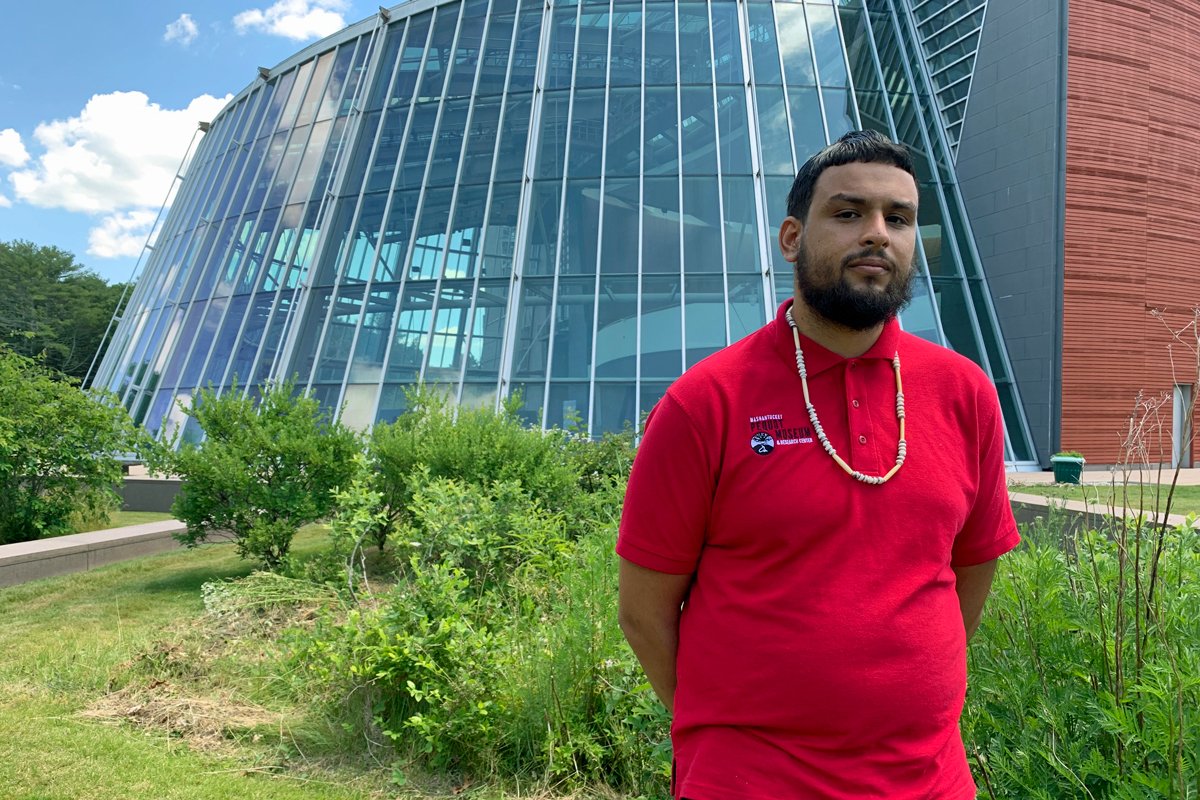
785,308,907,485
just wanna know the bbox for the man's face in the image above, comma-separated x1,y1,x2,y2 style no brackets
779,161,919,331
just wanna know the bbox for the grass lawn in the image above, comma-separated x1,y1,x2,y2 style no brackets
0,528,473,800
1009,481,1200,517
78,510,176,531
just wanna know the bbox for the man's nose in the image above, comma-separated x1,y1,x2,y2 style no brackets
860,212,890,248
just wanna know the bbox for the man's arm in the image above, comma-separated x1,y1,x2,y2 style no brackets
953,558,999,641
618,557,693,714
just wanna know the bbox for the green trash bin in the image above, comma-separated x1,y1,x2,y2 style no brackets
1050,455,1085,484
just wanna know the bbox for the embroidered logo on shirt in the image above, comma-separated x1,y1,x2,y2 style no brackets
750,432,775,454
749,413,814,453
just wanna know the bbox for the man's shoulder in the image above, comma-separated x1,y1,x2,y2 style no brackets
669,324,779,399
899,331,992,389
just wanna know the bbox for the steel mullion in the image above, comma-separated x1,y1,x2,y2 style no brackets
585,0,615,435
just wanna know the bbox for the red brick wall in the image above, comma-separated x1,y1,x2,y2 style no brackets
1062,0,1200,465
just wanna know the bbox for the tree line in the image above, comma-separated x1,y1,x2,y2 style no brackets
0,239,129,382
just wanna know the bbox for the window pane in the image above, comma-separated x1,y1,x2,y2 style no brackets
428,98,469,187
568,87,606,178
643,176,680,275
512,278,554,378
682,176,722,274
350,286,398,381
524,180,562,277
774,4,816,87
609,4,643,87
315,286,367,383
494,94,533,182
427,281,474,379
678,3,712,85
509,3,544,92
684,274,727,368
445,0,488,99
722,176,760,272
594,382,636,434
644,7,677,86
386,282,436,382
710,2,744,84
575,6,610,88
680,86,718,176
418,3,461,102
460,96,501,184
808,3,849,87
644,86,680,174
546,4,578,91
390,14,432,106
464,281,510,380
599,177,640,275
547,382,590,430
376,190,419,281
561,179,601,275
444,188,486,279
596,275,638,377
605,86,641,176
716,86,752,174
397,102,438,191
728,272,766,341
747,4,782,85
409,186,453,280
481,182,521,277
535,89,571,180
552,277,596,378
640,274,682,379
822,87,858,142
477,10,515,96
756,86,794,175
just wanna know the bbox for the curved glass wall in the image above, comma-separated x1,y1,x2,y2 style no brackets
93,0,1034,462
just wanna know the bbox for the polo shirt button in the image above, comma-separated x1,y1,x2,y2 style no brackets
849,361,857,369
852,399,860,408
858,435,867,444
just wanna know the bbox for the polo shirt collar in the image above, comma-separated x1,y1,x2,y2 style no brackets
772,299,901,377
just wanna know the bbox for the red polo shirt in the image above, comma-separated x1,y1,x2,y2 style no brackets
617,300,1019,800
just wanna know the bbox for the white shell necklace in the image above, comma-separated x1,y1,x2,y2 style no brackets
785,307,906,485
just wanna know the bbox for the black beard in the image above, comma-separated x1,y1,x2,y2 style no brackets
795,246,914,331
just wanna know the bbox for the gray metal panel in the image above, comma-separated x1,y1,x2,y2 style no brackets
955,0,1064,465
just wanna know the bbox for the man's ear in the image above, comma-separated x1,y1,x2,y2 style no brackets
778,216,803,264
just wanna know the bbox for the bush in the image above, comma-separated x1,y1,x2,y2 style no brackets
0,346,141,544
367,388,587,548
964,511,1200,798
292,473,670,794
151,381,360,570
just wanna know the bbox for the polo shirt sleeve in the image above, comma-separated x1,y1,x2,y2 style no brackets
951,382,1021,567
617,391,713,575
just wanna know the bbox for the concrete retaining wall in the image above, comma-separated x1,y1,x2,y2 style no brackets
0,520,186,588
119,477,182,513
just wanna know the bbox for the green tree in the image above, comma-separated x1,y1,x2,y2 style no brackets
0,240,128,381
0,347,142,544
151,381,361,570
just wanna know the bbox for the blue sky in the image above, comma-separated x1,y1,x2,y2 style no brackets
0,0,374,284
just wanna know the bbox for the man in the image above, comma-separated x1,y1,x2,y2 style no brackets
617,130,1018,799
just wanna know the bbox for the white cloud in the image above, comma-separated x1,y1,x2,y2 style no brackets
88,210,159,258
0,128,29,168
9,90,231,215
0,194,11,208
233,0,347,41
164,13,199,46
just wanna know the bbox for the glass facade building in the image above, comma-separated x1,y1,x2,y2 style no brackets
93,0,1036,463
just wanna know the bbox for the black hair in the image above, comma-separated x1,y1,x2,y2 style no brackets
785,130,916,221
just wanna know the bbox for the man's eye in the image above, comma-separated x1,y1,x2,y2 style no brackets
887,215,911,226
835,210,859,219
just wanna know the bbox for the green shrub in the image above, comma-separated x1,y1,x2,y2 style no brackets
291,473,670,795
368,388,585,546
151,380,360,570
0,346,141,544
964,512,1200,798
